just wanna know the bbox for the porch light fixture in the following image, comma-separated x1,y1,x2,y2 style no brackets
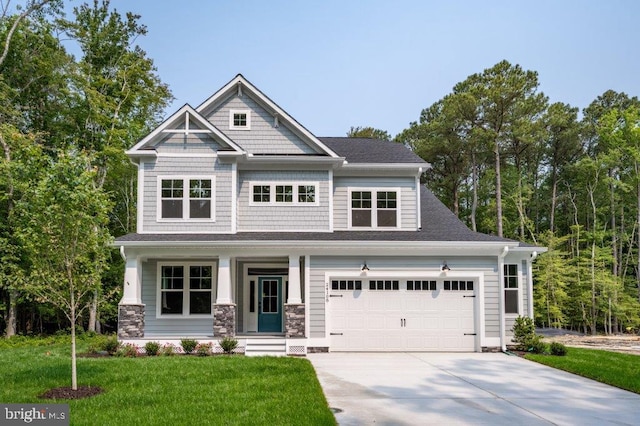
361,262,370,272
441,262,450,272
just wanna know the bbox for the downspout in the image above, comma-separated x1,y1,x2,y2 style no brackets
120,245,126,261
528,251,538,320
498,246,509,352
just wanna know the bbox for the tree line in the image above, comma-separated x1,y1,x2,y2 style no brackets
0,0,172,339
388,60,640,334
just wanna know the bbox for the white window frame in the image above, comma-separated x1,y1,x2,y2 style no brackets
157,176,216,222
156,261,217,318
503,263,520,315
229,109,251,130
249,182,319,206
347,187,401,229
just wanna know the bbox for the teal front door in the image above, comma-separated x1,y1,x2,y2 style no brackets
258,277,282,332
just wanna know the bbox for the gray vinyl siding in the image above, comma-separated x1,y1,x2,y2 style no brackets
203,93,318,154
141,259,215,337
309,256,498,339
237,170,330,231
152,133,227,153
142,157,233,233
333,177,418,230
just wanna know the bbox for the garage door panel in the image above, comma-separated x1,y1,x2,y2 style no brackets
330,279,477,352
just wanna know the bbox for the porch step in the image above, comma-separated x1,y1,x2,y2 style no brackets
245,338,287,357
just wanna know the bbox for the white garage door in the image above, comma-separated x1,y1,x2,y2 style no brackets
329,278,476,352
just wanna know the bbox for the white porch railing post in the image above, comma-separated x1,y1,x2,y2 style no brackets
216,255,232,304
287,255,302,304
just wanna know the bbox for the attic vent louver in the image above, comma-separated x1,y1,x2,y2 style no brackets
274,114,279,128
237,83,243,97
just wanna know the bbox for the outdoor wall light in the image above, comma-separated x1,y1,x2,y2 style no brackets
441,262,451,272
361,262,370,272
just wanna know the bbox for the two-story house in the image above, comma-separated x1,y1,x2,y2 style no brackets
115,74,545,355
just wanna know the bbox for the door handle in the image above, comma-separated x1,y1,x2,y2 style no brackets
400,318,407,327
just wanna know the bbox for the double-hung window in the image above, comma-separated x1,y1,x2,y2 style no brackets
350,189,399,228
159,177,215,220
229,109,251,130
504,264,519,314
159,263,215,316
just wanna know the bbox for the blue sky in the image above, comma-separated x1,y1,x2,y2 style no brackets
82,0,639,137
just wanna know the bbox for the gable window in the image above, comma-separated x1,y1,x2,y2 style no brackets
159,263,215,316
350,189,399,229
229,109,251,130
159,177,215,221
249,182,319,205
504,264,519,314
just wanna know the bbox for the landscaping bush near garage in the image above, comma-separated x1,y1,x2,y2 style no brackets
0,336,335,425
527,347,640,394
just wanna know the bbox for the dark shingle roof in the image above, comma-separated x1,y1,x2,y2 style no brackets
319,137,427,164
115,187,515,244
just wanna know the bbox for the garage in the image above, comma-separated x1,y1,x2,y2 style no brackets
329,278,476,351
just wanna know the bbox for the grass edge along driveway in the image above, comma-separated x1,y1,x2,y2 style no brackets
526,346,640,394
0,341,336,426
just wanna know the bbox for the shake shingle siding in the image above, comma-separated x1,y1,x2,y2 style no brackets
142,157,233,233
237,170,330,231
203,93,317,154
141,259,213,336
333,177,417,230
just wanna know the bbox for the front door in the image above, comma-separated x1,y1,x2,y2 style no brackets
258,277,282,332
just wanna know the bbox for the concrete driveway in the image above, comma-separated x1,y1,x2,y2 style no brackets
308,352,640,425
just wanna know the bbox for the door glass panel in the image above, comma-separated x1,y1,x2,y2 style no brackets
262,280,278,313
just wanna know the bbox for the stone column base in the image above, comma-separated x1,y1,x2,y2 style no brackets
213,304,236,337
118,304,145,339
285,304,305,338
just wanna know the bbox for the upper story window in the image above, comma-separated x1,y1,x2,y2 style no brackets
349,189,399,229
250,182,319,206
159,177,215,221
229,109,251,130
504,264,519,314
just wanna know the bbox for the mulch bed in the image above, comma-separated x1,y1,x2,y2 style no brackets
39,386,104,400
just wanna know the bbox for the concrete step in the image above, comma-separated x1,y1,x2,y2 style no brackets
245,338,286,357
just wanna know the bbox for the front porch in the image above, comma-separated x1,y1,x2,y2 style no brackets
117,253,307,349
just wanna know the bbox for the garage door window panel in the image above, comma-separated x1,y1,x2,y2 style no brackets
331,280,362,291
369,280,399,290
408,280,436,291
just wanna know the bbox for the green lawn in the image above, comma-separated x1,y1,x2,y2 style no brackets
526,347,640,394
0,338,335,425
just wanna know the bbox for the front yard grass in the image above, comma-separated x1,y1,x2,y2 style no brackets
526,347,640,394
0,338,335,425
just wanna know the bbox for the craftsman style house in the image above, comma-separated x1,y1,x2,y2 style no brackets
115,75,544,355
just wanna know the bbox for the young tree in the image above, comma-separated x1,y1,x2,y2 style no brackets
16,153,111,390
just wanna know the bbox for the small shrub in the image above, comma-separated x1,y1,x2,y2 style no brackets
181,339,198,354
144,341,161,356
102,336,120,355
116,343,138,358
219,336,238,354
512,316,536,350
160,343,176,356
550,342,568,356
195,343,212,357
528,335,547,354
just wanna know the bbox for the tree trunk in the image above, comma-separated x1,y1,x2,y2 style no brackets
637,169,640,303
5,290,18,337
550,165,558,233
494,142,503,237
70,288,77,391
88,291,98,333
471,151,478,232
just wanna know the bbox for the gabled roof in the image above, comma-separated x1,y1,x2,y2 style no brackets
319,137,428,165
126,104,244,156
196,74,340,158
115,187,520,246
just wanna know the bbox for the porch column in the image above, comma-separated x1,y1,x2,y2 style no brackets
287,255,302,304
118,251,144,339
216,255,232,304
285,255,305,338
214,255,235,337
